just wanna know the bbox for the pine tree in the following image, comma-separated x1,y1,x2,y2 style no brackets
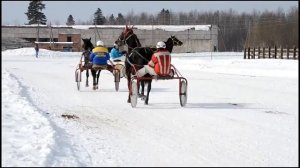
66,15,75,25
108,14,116,25
116,13,126,25
25,0,47,25
157,8,171,25
93,8,105,25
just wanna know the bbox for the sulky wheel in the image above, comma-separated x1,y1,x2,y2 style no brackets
179,80,187,107
130,80,138,108
75,70,81,90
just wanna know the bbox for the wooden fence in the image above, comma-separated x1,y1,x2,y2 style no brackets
244,46,299,59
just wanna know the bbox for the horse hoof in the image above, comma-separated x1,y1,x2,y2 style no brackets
86,84,89,87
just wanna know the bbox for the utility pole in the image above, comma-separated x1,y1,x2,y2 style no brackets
36,20,40,42
187,28,190,53
210,25,212,60
151,18,154,46
50,22,53,49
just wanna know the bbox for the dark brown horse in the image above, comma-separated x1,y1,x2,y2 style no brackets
81,38,101,89
116,25,183,104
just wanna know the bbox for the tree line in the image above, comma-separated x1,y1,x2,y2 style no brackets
26,1,298,51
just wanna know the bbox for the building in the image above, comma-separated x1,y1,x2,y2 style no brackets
1,25,218,53
35,33,81,52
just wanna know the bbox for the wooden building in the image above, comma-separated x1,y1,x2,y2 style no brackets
35,33,81,52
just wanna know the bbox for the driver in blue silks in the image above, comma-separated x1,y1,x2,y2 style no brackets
109,43,126,62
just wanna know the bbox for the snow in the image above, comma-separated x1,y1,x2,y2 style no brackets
3,24,212,31
35,42,73,44
2,47,298,166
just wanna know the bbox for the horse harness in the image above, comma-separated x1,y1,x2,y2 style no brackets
119,33,140,51
82,50,91,62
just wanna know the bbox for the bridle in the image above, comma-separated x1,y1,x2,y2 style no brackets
118,30,140,51
170,36,182,46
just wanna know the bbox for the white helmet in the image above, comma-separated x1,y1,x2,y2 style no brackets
156,41,166,49
96,40,104,46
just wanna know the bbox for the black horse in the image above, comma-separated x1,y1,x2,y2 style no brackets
116,25,183,104
81,38,93,87
150,35,183,53
81,38,101,89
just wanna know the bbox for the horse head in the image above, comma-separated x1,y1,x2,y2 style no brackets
170,35,183,46
116,24,141,52
82,37,94,51
164,35,183,53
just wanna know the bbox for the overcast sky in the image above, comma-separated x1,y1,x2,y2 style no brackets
1,1,298,25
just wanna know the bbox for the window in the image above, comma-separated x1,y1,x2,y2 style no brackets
67,36,72,42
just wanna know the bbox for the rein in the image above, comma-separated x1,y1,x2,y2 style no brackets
119,33,140,51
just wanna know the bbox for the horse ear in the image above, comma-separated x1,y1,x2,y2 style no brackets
89,37,91,40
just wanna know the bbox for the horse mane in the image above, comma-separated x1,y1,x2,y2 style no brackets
164,38,174,53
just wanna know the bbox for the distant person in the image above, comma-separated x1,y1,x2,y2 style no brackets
34,43,39,58
214,45,217,52
109,43,127,62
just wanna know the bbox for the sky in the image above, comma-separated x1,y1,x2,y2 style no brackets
2,47,298,166
1,1,298,25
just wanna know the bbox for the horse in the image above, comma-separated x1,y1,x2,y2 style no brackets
150,35,183,53
116,25,152,104
116,25,183,104
81,38,101,89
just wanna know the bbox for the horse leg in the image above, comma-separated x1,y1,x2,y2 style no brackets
96,70,101,89
85,69,89,87
127,71,131,103
139,81,145,98
144,80,152,105
91,69,97,90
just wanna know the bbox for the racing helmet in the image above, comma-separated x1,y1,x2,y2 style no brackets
156,41,166,49
96,40,104,46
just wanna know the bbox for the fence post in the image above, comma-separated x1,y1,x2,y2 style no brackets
274,45,277,59
287,46,289,59
280,46,283,59
263,47,265,59
293,46,296,59
248,47,250,59
258,47,260,59
244,48,246,59
253,47,255,59
269,46,271,58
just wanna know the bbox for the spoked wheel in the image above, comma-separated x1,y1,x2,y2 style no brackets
179,80,187,107
130,80,138,108
75,70,81,90
114,70,120,91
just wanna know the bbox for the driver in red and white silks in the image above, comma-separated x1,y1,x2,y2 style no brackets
137,41,172,77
